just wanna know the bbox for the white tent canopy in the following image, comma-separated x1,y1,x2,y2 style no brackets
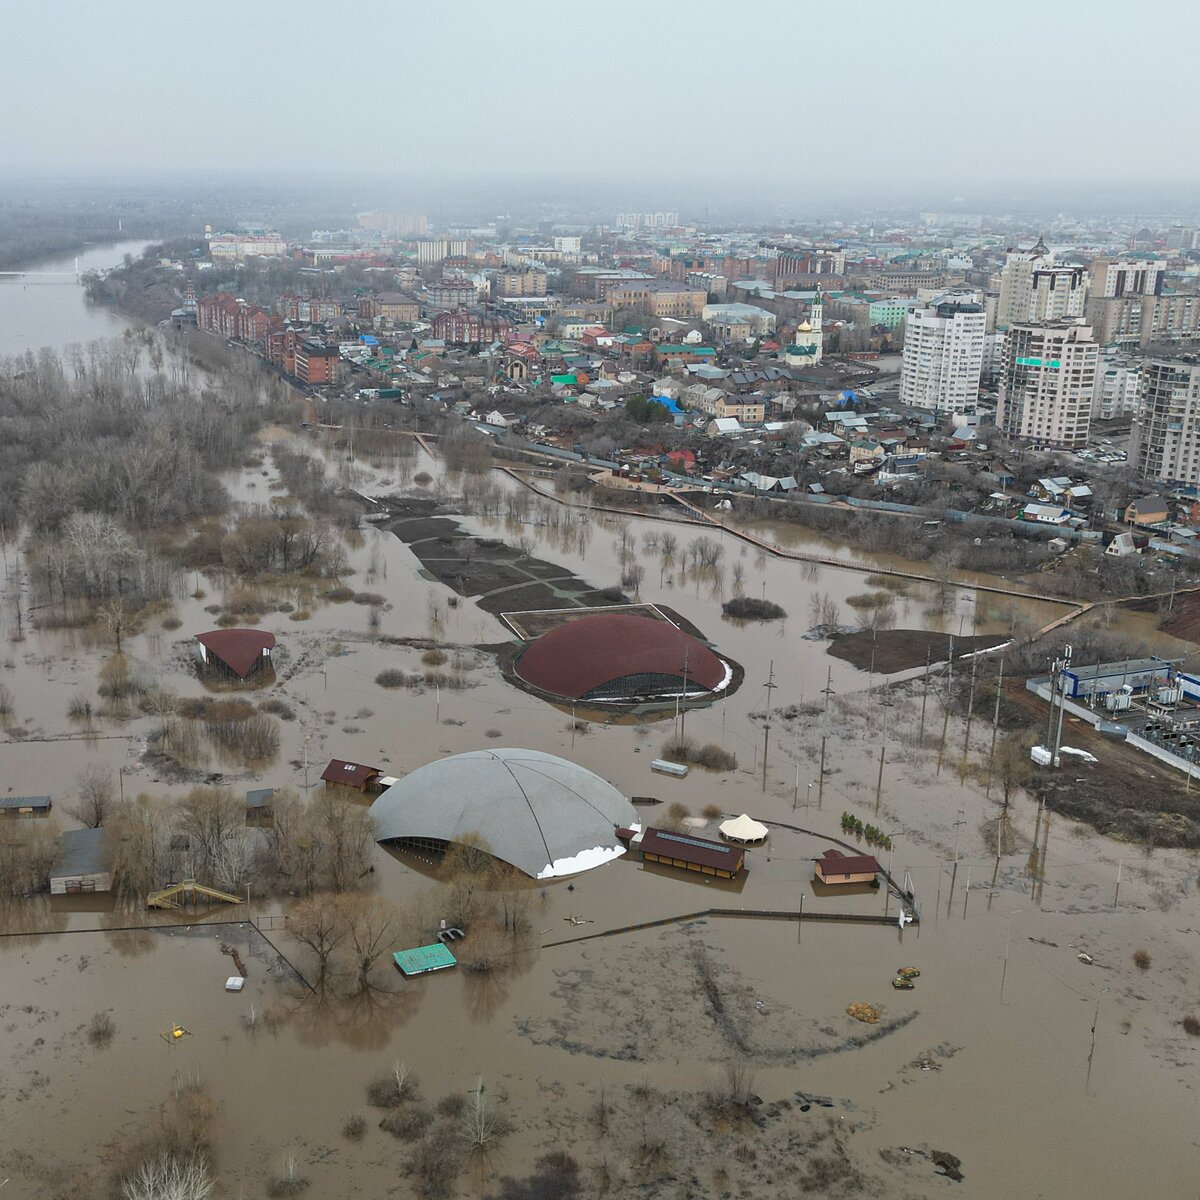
719,813,769,843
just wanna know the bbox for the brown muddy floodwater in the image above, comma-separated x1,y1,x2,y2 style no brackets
2,433,1198,1197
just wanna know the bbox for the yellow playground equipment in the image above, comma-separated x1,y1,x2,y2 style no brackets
147,879,244,910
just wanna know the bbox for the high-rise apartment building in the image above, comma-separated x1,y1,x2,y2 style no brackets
995,239,1088,330
997,320,1098,448
1091,349,1142,420
1081,257,1200,348
1130,351,1200,485
898,295,986,411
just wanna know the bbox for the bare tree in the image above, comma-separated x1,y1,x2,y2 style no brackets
69,765,114,828
121,1153,214,1200
462,1084,507,1153
342,894,402,987
288,893,349,987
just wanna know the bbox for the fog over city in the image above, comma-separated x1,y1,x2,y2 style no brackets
4,0,1197,212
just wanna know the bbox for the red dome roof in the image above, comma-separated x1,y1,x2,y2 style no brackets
516,613,724,701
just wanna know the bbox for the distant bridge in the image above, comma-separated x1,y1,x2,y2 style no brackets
0,260,84,284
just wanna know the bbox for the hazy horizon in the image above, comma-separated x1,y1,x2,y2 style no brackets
5,0,1198,211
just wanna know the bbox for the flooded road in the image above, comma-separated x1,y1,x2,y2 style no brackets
2,413,1199,1195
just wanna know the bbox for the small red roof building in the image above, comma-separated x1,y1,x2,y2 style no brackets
814,848,879,884
320,759,383,791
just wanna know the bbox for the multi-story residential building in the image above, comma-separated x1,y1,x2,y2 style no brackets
293,341,340,386
774,247,846,284
615,212,679,229
426,277,478,307
898,296,986,411
415,238,469,266
1090,257,1167,300
1092,349,1142,420
866,267,949,292
715,394,765,424
275,295,343,324
1083,257,1191,347
492,268,548,297
996,247,1088,330
828,293,908,330
360,292,420,323
606,281,707,318
997,320,1098,448
552,236,582,255
206,227,287,261
1089,291,1200,349
1130,351,1200,485
431,310,513,345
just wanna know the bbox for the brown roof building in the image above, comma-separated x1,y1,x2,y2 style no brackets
195,629,276,680
515,613,726,703
320,759,383,792
636,827,745,878
814,849,879,885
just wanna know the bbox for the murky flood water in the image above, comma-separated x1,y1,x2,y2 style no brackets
2,415,1199,1194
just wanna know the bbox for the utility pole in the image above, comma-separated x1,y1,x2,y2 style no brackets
875,745,886,812
1044,656,1060,751
1052,644,1073,764
818,735,826,808
961,653,978,777
822,664,833,717
986,659,1004,799
679,648,690,741
761,661,777,793
919,645,931,743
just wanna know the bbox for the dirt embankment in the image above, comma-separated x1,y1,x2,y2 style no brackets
827,629,1007,674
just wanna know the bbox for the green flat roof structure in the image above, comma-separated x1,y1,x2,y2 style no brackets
393,943,457,976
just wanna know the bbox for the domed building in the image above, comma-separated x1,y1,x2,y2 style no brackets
515,612,729,703
371,748,638,878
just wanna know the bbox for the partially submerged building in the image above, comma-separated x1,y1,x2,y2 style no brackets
321,759,390,795
814,849,879,885
629,826,746,879
194,629,276,681
372,748,637,878
514,612,730,704
0,796,51,817
50,827,112,895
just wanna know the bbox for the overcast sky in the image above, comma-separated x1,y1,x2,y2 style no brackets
5,0,1197,202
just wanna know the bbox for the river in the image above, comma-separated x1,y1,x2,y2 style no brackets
0,238,153,359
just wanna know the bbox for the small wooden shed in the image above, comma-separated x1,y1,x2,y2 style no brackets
814,848,879,886
50,828,113,895
320,759,384,794
0,795,52,817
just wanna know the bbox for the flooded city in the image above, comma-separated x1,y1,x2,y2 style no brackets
4,16,1200,1191
2,309,1198,1197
